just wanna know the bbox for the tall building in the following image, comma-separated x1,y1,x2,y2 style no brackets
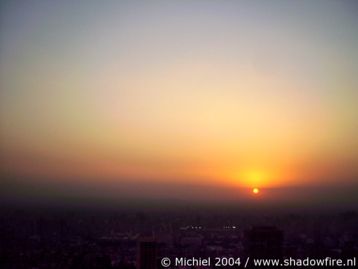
137,238,157,269
244,226,283,258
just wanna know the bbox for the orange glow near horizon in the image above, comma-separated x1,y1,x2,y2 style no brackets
228,169,271,188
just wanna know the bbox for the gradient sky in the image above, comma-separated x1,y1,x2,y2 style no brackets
1,1,358,204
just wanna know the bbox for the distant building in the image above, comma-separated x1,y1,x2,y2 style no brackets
137,238,157,269
244,226,283,258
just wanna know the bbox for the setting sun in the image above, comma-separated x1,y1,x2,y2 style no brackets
252,188,260,195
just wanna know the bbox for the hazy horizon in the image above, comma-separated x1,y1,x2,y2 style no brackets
1,175,357,210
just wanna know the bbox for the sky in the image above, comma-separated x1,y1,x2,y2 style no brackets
1,0,357,206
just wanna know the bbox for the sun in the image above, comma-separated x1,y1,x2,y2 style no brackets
252,187,260,194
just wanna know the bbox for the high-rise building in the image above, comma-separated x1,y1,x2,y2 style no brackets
137,238,157,269
244,226,283,258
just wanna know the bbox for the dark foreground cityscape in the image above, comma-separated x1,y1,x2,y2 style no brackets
0,205,357,269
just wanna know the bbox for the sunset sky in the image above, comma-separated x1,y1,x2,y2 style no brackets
1,1,357,204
